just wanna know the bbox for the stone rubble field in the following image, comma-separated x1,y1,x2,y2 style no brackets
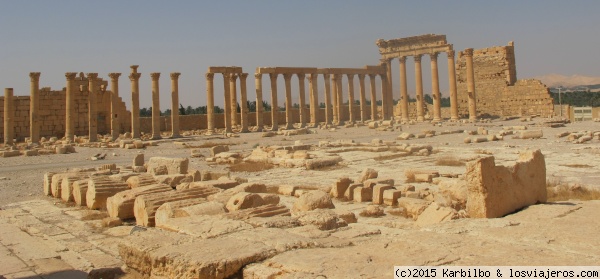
1,118,599,278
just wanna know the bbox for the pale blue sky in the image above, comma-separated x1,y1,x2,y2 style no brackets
1,1,598,110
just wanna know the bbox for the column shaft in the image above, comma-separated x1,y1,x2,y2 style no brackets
223,73,232,133
206,73,215,133
297,73,306,127
323,74,332,124
347,74,355,123
170,72,181,137
310,74,319,126
384,59,393,120
283,73,293,129
29,72,41,143
368,74,377,121
399,57,409,122
129,66,141,139
448,50,459,120
430,53,441,121
465,48,477,121
109,73,121,141
358,74,366,122
87,73,98,142
269,73,279,131
65,72,77,141
254,73,264,132
331,75,338,124
4,88,14,145
239,73,249,132
150,72,161,139
379,74,388,120
414,55,424,122
229,74,238,127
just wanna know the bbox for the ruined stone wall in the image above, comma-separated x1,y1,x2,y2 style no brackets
456,43,553,118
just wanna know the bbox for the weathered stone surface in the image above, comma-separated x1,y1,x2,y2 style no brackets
353,186,372,202
415,203,458,227
397,197,430,219
106,184,172,219
226,192,269,212
86,177,130,210
126,174,157,188
330,177,352,198
360,205,385,217
293,209,347,230
147,157,189,175
383,189,402,206
518,130,543,139
293,190,335,212
133,153,144,167
357,168,378,183
210,145,230,157
373,184,394,205
466,149,547,218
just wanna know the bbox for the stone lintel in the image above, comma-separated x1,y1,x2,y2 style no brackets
207,66,243,74
256,67,318,74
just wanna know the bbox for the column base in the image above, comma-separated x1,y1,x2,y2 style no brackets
417,116,424,122
171,134,182,139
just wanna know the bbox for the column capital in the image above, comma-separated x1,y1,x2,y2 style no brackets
108,73,121,80
368,73,377,79
282,73,293,81
430,52,439,60
130,65,139,73
379,74,387,80
297,73,305,80
357,73,365,80
205,73,214,80
150,72,160,80
379,58,389,65
170,72,181,80
323,73,330,79
254,73,262,79
65,72,77,80
268,73,278,79
129,73,141,81
347,73,354,80
222,73,230,79
399,56,407,63
464,48,474,57
29,72,41,81
331,74,339,81
447,50,455,58
86,73,99,80
239,73,248,80
414,54,422,62
229,73,238,82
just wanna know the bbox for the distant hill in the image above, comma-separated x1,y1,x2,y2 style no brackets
532,74,600,88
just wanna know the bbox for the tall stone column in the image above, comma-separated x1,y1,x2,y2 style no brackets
465,48,477,121
254,73,264,132
223,73,232,133
346,74,355,123
170,72,181,138
414,55,424,122
358,74,366,122
269,73,279,131
380,74,388,120
205,73,215,134
384,58,393,120
398,57,409,122
129,66,141,139
447,50,459,120
87,73,98,142
297,73,306,128
108,73,121,141
283,73,293,129
229,74,238,127
239,73,249,133
65,72,77,142
29,72,41,144
331,75,339,124
430,52,441,122
307,74,319,127
150,72,161,140
4,88,14,145
368,74,377,121
323,74,332,125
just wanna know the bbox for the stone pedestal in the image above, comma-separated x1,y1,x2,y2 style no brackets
347,74,355,123
150,72,161,140
129,66,141,139
447,50,459,120
170,72,181,138
254,74,264,132
29,72,41,144
358,74,366,122
297,73,306,128
368,74,377,121
87,73,98,142
108,73,121,141
414,55,424,122
465,48,477,121
323,74,332,125
399,57,409,122
269,73,279,131
283,73,293,129
4,88,14,145
205,73,215,134
239,73,249,133
65,72,77,142
430,53,441,122
229,74,238,127
223,73,232,133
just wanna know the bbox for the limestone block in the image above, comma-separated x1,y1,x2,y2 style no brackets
363,178,394,188
86,177,130,210
210,145,230,157
466,149,546,218
397,197,430,220
353,187,372,202
397,133,414,140
383,189,402,206
415,203,458,227
133,153,144,167
156,200,225,227
344,183,362,200
359,205,384,217
330,177,352,198
277,185,297,196
226,193,266,212
154,174,191,188
23,150,38,156
414,173,433,183
177,179,239,190
127,174,157,188
373,184,394,205
358,168,378,183
106,184,173,219
292,190,335,212
368,122,379,129
518,130,543,139
147,157,189,175
294,209,347,230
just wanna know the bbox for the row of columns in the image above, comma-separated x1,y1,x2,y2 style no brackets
205,72,249,134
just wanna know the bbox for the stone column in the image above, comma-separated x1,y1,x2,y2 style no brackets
346,74,355,123
398,57,409,122
239,73,249,133
323,74,332,125
465,48,477,121
380,74,388,120
29,72,41,144
337,74,345,124
65,72,77,142
297,73,306,128
358,74,366,122
368,74,377,121
307,74,319,127
108,73,121,141
87,73,98,142
414,55,424,122
384,58,393,120
430,52,441,122
223,73,232,133
170,72,181,138
4,88,14,145
331,74,339,124
447,50,459,120
269,73,279,131
150,72,161,139
254,73,264,132
283,73,293,129
205,73,215,134
229,74,238,127
129,66,141,139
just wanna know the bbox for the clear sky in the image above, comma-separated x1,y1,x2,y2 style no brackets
1,0,598,110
